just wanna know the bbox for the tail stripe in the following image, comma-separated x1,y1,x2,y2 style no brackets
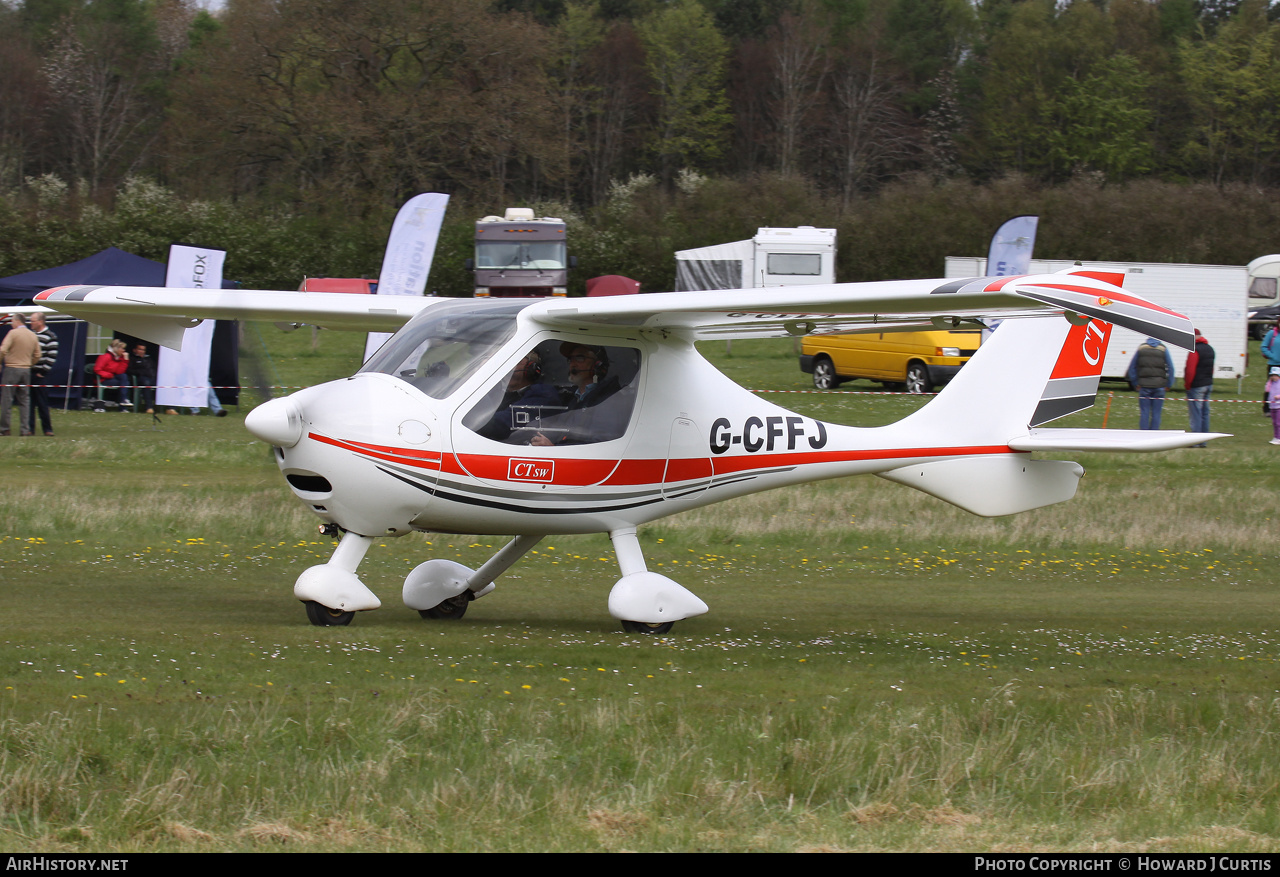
1031,383,1099,426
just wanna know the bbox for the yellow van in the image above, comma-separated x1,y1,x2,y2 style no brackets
799,329,982,393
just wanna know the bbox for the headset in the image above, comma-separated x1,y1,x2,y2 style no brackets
591,346,610,380
519,351,543,382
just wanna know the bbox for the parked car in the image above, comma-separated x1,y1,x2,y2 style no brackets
799,329,982,393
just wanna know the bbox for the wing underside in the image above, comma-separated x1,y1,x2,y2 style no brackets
33,268,1196,353
524,272,1195,350
34,285,438,349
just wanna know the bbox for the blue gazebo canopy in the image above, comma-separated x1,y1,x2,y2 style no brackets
0,247,167,304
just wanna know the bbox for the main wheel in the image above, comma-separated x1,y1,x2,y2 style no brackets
811,356,840,390
304,600,354,627
904,362,931,394
419,593,470,620
621,619,675,635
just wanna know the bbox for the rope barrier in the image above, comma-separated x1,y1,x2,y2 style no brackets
0,383,309,391
751,388,1261,403
0,384,1265,403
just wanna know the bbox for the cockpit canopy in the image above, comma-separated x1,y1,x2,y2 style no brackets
359,298,533,399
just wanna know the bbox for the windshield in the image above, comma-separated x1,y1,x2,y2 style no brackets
475,240,567,270
359,298,532,399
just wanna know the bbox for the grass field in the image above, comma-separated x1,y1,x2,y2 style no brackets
1,328,1278,852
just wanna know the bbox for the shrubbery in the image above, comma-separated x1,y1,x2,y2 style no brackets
5,173,1280,295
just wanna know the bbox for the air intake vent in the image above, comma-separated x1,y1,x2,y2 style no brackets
287,473,333,494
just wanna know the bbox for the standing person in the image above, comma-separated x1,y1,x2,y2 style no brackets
1126,337,1175,430
1183,328,1214,446
188,382,227,417
1262,321,1280,373
26,312,57,436
1266,368,1280,445
0,313,41,436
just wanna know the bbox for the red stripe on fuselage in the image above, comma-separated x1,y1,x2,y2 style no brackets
709,444,1014,475
310,433,442,469
308,433,1015,485
453,453,617,485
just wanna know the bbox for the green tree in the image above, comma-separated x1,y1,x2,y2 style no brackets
1179,0,1280,186
167,0,563,206
973,0,1115,178
1046,54,1155,181
884,0,976,112
636,0,732,182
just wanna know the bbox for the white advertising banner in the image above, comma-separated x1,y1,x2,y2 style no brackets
364,193,449,362
157,244,226,409
986,215,1039,277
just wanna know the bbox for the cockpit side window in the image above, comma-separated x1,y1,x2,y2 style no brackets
360,299,529,399
462,339,641,445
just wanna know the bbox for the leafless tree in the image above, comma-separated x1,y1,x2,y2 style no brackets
826,46,919,206
0,31,54,189
41,16,163,192
766,9,828,178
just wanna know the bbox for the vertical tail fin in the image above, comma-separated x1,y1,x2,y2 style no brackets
888,314,1103,446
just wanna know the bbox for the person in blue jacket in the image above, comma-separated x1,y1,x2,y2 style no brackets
1126,337,1175,430
1262,321,1280,372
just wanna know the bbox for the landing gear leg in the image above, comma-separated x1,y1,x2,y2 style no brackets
296,530,381,626
607,528,708,635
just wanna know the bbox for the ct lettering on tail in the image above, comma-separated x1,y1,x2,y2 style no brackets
1032,319,1113,426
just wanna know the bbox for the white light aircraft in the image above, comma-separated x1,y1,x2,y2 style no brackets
35,268,1224,632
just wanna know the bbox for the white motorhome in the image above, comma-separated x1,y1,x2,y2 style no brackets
675,227,836,290
944,256,1280,382
1245,254,1280,336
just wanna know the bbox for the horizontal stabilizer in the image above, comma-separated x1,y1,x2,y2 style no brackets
1009,428,1228,453
878,455,1084,517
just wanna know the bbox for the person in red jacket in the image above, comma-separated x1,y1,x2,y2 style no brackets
94,339,133,408
1183,328,1214,446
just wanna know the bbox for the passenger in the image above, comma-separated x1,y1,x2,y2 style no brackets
560,343,619,409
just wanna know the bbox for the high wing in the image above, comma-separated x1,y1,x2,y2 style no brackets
35,267,1194,352
34,286,440,350
522,270,1194,350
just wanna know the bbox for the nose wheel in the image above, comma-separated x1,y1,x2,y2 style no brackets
304,600,355,627
620,619,674,635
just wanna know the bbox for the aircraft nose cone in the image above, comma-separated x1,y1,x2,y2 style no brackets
246,397,305,448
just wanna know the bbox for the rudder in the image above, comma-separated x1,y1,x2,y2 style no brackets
1031,318,1113,426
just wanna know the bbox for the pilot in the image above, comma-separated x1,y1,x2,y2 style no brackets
480,350,562,441
560,343,617,408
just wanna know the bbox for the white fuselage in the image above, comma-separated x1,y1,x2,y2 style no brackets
259,312,1014,540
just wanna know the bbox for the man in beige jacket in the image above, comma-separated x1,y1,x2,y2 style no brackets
0,313,42,436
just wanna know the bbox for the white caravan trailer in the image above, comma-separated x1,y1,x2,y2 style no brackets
675,227,837,291
944,256,1278,382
